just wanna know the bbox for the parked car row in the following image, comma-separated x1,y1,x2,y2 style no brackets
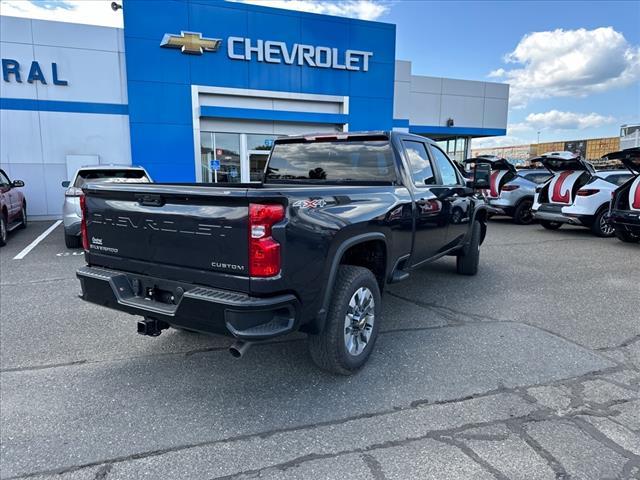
472,148,639,243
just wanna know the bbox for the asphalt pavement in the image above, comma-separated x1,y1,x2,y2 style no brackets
1,219,638,480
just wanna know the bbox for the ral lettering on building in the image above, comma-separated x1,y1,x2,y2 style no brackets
1,59,68,85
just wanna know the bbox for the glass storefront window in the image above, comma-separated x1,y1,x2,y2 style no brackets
199,132,276,183
247,134,275,152
214,133,241,183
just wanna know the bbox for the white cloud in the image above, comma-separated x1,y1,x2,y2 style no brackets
0,0,123,27
490,27,640,107
471,110,617,149
524,110,615,130
229,0,389,20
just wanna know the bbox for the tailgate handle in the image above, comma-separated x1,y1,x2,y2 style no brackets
137,194,164,207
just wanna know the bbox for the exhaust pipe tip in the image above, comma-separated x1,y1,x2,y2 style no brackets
229,340,251,358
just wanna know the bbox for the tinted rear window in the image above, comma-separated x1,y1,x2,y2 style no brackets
265,140,396,182
602,173,633,186
523,172,552,184
75,169,150,187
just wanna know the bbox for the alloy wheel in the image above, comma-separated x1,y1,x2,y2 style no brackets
600,215,614,236
343,287,375,356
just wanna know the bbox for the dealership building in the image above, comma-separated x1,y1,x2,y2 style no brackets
1,0,509,219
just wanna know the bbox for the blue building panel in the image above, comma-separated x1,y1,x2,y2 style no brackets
123,0,397,181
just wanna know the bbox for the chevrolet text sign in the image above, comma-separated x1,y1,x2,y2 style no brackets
228,37,373,71
161,32,373,72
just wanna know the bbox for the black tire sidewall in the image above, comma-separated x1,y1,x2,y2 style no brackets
310,265,381,374
513,199,534,225
0,215,7,246
457,220,480,275
591,208,614,237
333,268,381,371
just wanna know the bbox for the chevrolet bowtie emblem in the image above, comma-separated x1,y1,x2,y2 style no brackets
160,31,221,55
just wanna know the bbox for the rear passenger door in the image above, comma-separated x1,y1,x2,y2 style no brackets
400,139,449,265
428,145,475,247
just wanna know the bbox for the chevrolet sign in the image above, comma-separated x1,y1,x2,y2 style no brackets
160,32,373,72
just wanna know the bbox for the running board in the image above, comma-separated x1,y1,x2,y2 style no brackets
390,269,409,283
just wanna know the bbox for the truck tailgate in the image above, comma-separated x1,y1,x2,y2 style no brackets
83,184,250,277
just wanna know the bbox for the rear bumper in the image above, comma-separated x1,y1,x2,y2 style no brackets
533,204,589,225
77,266,299,340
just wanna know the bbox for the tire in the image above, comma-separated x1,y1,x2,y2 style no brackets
308,265,381,375
513,199,534,225
614,229,640,243
540,220,562,230
0,214,7,247
590,208,615,238
18,203,27,229
456,220,481,276
64,231,82,249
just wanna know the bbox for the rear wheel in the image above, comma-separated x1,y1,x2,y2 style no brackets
590,208,615,237
308,265,380,375
614,229,640,243
0,214,7,247
64,231,82,249
513,199,534,225
540,220,562,230
456,220,481,276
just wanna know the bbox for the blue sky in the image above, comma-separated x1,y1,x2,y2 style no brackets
2,0,638,147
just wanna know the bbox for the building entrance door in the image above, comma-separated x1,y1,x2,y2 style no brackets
200,132,276,183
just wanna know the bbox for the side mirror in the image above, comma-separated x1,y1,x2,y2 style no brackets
11,180,25,188
471,163,491,189
61,181,70,188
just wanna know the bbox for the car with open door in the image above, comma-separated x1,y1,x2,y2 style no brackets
61,166,152,248
0,169,27,247
532,152,633,237
607,147,640,243
469,156,551,225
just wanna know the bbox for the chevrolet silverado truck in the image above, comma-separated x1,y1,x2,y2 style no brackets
76,132,489,374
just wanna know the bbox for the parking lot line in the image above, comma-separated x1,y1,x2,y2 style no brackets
13,220,63,260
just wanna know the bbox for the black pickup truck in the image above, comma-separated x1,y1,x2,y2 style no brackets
77,131,489,374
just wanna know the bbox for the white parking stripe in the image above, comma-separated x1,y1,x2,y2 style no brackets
13,220,63,260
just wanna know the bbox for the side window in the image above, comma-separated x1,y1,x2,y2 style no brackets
430,146,461,186
402,140,435,186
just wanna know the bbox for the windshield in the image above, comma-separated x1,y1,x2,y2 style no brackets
74,169,150,187
265,140,396,182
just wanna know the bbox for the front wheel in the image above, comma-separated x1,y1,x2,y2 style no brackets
308,265,381,375
590,208,615,238
540,220,562,230
0,214,7,247
19,204,27,229
456,220,481,276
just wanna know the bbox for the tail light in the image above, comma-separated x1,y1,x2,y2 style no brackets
249,203,285,277
79,194,89,251
65,187,83,197
576,189,600,197
501,184,520,191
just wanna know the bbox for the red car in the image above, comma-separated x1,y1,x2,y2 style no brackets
0,169,27,246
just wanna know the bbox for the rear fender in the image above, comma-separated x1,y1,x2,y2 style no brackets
311,232,387,333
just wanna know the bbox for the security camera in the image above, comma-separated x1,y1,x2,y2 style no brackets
111,2,122,11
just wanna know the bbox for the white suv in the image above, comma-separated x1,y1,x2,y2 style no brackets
532,152,633,237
